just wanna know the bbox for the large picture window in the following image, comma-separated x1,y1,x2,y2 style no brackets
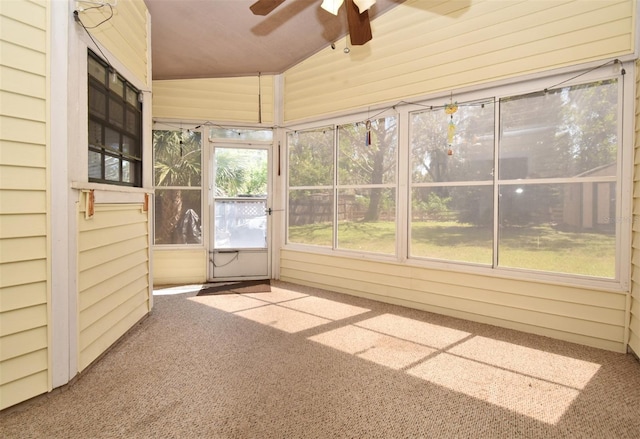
153,129,202,245
287,117,398,255
410,101,495,265
409,79,620,279
88,50,142,186
496,80,618,277
287,71,627,284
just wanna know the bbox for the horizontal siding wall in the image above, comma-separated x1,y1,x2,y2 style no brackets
0,0,49,410
77,200,150,371
631,59,640,357
153,249,207,286
284,0,636,122
74,0,149,85
152,75,275,124
280,250,628,352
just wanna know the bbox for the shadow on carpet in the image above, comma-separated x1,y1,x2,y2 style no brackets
197,279,271,296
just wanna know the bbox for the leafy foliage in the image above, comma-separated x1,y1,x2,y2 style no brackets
154,130,201,186
214,148,267,197
153,130,202,244
288,129,334,187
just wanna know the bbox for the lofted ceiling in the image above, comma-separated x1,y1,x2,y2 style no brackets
144,0,404,80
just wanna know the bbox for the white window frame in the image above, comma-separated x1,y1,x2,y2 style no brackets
286,108,401,263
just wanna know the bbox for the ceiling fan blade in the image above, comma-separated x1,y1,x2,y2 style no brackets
250,0,286,16
345,0,372,45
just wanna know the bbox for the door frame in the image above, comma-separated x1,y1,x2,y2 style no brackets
207,140,273,282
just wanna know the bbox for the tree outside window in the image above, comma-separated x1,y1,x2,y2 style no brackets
153,130,202,245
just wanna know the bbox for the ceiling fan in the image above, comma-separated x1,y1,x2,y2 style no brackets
250,0,376,45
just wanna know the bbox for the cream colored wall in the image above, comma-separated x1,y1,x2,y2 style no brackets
153,249,207,285
280,251,627,352
152,75,275,124
77,199,150,371
630,59,640,357
75,0,149,85
284,0,636,122
0,0,50,410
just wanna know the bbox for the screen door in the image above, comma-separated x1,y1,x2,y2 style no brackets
209,144,270,280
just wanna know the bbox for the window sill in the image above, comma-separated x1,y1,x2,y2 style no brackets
71,181,153,203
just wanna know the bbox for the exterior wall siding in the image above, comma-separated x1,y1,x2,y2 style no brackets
77,200,150,371
0,0,49,410
68,0,153,379
74,0,149,84
152,75,275,124
153,249,207,286
630,59,640,357
280,250,628,352
284,0,636,122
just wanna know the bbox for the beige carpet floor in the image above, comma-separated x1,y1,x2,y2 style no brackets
2,281,640,438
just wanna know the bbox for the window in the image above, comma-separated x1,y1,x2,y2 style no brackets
153,129,202,245
337,117,398,254
287,70,628,284
410,101,495,264
88,50,142,186
409,79,620,279
496,80,618,277
209,128,273,142
287,116,398,255
288,128,334,247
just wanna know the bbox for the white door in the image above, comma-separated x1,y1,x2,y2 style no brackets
209,144,270,280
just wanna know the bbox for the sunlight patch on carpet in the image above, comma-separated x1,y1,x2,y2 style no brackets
356,314,471,349
407,353,581,424
280,296,370,320
309,325,435,370
448,336,601,389
235,305,331,333
243,286,308,303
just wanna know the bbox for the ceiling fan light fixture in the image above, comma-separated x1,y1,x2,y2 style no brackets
320,0,344,15
353,0,376,13
251,0,374,46
321,0,376,15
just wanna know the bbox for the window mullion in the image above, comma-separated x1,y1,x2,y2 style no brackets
397,106,409,262
333,125,338,251
493,99,501,269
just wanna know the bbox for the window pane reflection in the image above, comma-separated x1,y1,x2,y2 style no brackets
88,150,101,179
411,186,493,264
500,81,617,179
105,156,120,181
337,188,396,255
154,189,202,245
498,183,615,277
288,189,333,247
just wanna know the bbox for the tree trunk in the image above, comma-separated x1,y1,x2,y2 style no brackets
158,189,183,244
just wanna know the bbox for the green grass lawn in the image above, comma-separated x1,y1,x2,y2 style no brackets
289,220,616,278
